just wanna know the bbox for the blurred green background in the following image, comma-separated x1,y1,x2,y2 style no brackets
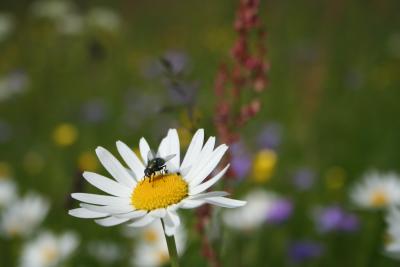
1,0,400,266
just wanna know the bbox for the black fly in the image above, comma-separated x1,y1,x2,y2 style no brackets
144,150,175,182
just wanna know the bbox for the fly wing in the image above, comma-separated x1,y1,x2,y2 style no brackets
147,149,156,162
163,154,176,163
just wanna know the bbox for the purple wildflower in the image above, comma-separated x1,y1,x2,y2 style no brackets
267,198,293,224
257,123,282,150
230,142,252,179
0,70,29,101
166,81,198,106
287,240,323,263
161,51,189,75
292,168,315,191
339,213,359,231
81,99,108,123
142,50,189,78
313,205,359,233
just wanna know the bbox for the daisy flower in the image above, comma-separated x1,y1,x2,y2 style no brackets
69,129,246,236
350,171,400,209
1,193,49,238
384,206,400,260
20,231,79,267
132,220,186,267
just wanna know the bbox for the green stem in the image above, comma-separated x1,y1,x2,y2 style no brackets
366,211,385,267
161,220,180,267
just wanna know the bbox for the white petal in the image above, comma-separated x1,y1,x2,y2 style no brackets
157,131,180,173
128,213,155,227
184,136,215,182
189,144,228,187
167,209,180,227
157,137,168,158
139,138,151,165
204,197,246,208
167,129,180,169
116,141,145,181
114,210,147,219
80,203,133,214
163,220,175,236
163,210,180,236
95,147,136,188
95,216,130,227
150,208,167,218
71,193,130,206
166,162,179,174
180,166,191,177
190,191,229,200
83,171,131,197
68,208,108,218
168,204,179,212
189,164,230,195
179,199,205,209
180,129,204,175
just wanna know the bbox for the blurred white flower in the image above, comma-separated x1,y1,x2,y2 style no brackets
0,13,14,42
31,0,75,20
87,240,122,264
1,193,49,238
223,189,278,231
350,171,400,209
57,13,84,35
20,231,79,267
31,2,122,34
385,206,400,260
0,71,29,102
0,178,17,208
87,7,121,32
31,0,85,35
132,220,186,267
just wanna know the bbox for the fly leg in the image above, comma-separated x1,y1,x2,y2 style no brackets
151,173,155,187
163,165,169,174
162,166,167,182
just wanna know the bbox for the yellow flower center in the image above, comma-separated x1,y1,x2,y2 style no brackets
157,251,169,264
7,226,20,237
371,190,388,207
131,174,188,211
42,247,58,264
143,229,158,243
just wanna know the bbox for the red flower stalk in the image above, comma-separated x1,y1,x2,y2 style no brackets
214,0,268,152
196,1,269,265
